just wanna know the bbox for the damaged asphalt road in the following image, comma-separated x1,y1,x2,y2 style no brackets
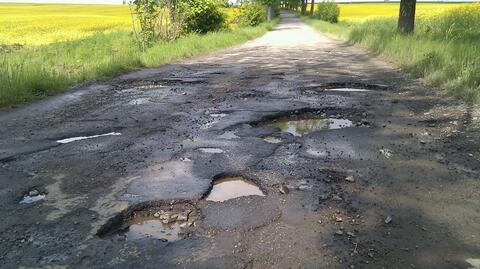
1,13,479,269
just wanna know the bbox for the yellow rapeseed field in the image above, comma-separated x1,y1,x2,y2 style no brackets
305,3,469,22
0,4,131,46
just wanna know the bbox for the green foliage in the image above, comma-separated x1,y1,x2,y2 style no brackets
181,0,227,34
315,1,340,23
129,0,161,50
305,4,480,103
237,3,267,27
0,20,278,108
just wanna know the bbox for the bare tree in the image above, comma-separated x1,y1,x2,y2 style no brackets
398,0,416,33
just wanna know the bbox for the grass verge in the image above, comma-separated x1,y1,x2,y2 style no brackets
0,19,278,109
303,4,480,104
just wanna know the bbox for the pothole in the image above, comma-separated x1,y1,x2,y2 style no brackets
206,176,265,202
325,88,371,92
97,202,198,242
56,132,121,144
198,148,224,154
269,118,352,137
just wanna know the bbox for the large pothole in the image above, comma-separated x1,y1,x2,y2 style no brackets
205,176,265,202
254,109,356,137
97,201,199,242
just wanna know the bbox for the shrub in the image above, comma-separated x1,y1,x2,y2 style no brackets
315,1,340,23
236,3,267,27
182,0,227,34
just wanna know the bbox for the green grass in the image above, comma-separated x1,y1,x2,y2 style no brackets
303,4,480,104
0,19,277,108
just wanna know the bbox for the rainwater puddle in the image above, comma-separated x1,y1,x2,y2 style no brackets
20,194,46,204
126,216,183,242
198,148,224,154
206,176,265,202
263,137,282,144
98,204,198,242
325,88,371,92
57,132,121,144
270,118,352,137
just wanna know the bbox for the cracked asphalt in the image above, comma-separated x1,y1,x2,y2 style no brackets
1,12,479,269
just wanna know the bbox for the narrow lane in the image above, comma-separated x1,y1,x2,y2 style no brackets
1,12,479,269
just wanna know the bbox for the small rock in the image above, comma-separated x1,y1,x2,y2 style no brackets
319,194,329,200
179,222,189,229
345,176,355,183
346,231,355,237
28,190,39,196
177,213,188,221
385,215,392,224
279,185,289,194
332,195,343,201
335,230,344,236
335,216,343,222
153,212,161,218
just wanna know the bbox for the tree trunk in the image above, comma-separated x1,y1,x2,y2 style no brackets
301,0,307,16
310,0,315,16
398,0,416,33
267,5,275,21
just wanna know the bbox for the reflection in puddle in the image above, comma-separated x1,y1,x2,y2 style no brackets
206,177,265,202
270,118,352,137
325,88,370,92
126,216,183,242
57,132,121,144
198,148,224,154
263,137,282,144
467,258,480,269
20,194,46,204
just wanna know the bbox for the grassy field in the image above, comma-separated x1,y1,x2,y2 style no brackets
0,4,275,108
304,3,480,104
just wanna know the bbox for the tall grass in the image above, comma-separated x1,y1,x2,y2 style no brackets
0,20,277,108
305,4,480,104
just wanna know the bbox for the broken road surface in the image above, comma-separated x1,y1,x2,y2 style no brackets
1,12,479,269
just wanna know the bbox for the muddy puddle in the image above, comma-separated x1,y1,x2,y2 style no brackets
56,132,121,144
206,176,265,202
98,203,198,242
269,118,352,137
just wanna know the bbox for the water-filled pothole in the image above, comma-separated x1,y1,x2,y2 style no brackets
269,118,352,137
206,176,265,202
20,193,46,204
325,88,370,92
97,202,198,242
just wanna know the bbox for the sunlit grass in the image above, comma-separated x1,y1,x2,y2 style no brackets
0,19,277,108
304,3,480,104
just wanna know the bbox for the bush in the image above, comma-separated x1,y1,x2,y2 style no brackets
236,3,267,27
182,0,227,34
315,1,340,23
